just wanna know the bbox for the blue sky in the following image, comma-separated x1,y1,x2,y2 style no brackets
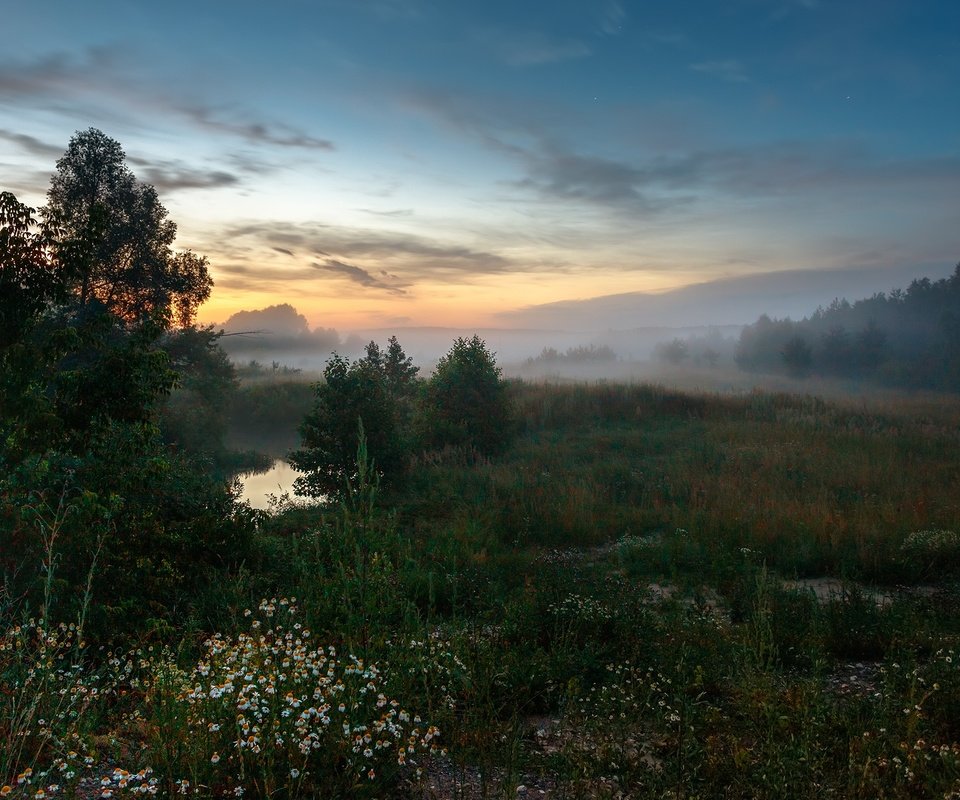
2,0,958,329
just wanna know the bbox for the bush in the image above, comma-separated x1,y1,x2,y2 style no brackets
289,354,405,500
419,336,512,455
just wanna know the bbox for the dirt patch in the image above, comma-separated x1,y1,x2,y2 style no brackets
782,578,894,608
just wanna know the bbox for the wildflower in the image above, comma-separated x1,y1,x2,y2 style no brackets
289,769,300,779
1,788,11,797
210,753,221,764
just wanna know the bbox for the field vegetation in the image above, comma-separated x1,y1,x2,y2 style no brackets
6,376,960,798
4,129,960,798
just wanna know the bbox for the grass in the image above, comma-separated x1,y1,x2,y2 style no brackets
4,379,960,797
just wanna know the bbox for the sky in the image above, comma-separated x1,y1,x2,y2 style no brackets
2,0,959,331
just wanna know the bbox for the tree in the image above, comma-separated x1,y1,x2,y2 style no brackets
818,325,853,375
781,335,813,378
656,338,689,365
0,192,59,348
384,335,419,394
419,335,511,455
289,353,405,500
855,321,888,371
44,128,211,326
0,133,250,637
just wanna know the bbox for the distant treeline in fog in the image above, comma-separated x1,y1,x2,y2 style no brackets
735,264,960,390
523,344,617,366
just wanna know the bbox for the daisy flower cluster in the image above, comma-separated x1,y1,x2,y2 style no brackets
1,619,116,799
173,598,439,797
549,662,686,790
570,663,681,728
850,646,960,794
389,631,465,717
547,594,612,624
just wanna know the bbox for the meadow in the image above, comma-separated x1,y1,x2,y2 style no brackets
4,380,960,799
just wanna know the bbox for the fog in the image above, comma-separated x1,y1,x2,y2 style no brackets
216,261,960,391
220,319,744,382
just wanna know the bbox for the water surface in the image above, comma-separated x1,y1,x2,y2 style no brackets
239,460,301,510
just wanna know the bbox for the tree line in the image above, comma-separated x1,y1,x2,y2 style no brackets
734,266,960,388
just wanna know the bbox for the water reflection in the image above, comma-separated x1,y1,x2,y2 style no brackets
239,460,302,510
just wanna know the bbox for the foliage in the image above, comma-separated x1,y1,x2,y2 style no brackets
655,337,690,365
737,262,960,389
158,326,239,469
523,344,616,367
0,129,251,640
419,335,512,455
289,350,409,500
0,193,59,349
44,128,211,327
4,378,960,798
227,379,315,458
781,334,813,377
139,599,439,799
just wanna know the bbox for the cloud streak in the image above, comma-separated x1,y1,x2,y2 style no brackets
179,106,335,150
0,128,64,158
224,221,512,279
313,259,409,295
401,85,960,217
125,156,242,191
0,49,336,151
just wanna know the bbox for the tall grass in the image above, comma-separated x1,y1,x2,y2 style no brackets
4,379,960,797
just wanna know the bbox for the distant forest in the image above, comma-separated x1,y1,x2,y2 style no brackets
735,264,960,390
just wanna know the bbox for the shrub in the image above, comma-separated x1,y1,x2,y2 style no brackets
419,336,512,455
289,354,405,500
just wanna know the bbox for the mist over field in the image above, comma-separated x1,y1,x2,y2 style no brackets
217,255,959,390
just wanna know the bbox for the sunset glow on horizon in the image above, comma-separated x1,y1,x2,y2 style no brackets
3,0,958,332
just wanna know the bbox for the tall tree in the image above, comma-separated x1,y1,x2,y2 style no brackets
44,128,211,326
384,335,419,394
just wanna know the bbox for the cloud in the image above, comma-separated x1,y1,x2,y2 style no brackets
132,161,241,191
484,32,591,66
689,60,750,83
634,142,960,196
514,148,680,209
178,105,335,150
0,47,117,98
0,49,335,151
396,86,684,213
0,128,64,158
399,86,960,216
224,221,512,280
359,207,415,217
314,259,409,295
